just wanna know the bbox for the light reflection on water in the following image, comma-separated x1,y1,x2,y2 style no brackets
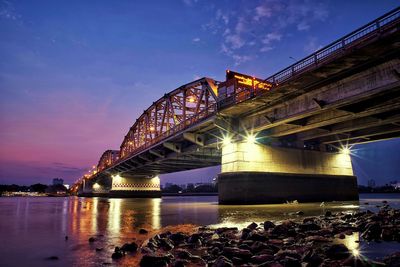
0,194,399,266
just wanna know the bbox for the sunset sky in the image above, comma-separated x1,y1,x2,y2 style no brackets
0,0,399,186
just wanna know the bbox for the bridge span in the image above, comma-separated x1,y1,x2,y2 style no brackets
74,8,400,204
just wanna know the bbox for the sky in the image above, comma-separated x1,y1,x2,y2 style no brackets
0,0,399,186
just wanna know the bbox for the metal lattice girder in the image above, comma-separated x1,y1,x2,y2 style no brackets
97,150,120,172
119,78,218,159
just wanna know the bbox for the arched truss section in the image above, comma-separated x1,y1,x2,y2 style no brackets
120,78,219,159
97,150,120,172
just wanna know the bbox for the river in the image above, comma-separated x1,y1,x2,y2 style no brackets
0,194,399,266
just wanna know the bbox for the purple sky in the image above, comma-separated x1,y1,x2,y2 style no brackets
0,0,399,186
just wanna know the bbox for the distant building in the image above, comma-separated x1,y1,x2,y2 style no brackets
367,179,376,188
390,180,400,189
52,178,64,185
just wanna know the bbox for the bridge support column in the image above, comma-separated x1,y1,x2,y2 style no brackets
218,141,358,204
109,175,161,198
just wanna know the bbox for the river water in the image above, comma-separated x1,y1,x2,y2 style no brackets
0,194,399,266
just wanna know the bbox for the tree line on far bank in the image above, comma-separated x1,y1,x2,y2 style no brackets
162,183,217,193
0,183,67,194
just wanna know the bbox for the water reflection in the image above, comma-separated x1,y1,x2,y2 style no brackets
0,194,399,267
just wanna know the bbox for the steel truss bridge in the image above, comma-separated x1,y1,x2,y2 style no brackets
73,7,400,191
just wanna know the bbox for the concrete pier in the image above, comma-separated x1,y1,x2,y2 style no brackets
218,141,358,204
109,175,161,198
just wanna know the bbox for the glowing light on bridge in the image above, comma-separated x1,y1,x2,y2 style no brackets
246,134,257,144
341,147,351,155
93,183,100,189
222,135,231,146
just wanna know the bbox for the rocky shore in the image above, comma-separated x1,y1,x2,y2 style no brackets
107,203,400,267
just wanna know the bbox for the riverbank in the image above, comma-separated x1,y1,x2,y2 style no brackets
106,201,400,266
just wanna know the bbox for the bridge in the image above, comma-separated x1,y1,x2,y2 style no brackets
73,8,400,204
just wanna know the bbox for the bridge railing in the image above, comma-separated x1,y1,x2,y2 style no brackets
265,7,399,85
218,7,400,109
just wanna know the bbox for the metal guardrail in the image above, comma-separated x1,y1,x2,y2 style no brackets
217,7,400,109
264,7,400,85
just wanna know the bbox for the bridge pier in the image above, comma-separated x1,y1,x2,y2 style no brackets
109,175,161,198
218,141,358,204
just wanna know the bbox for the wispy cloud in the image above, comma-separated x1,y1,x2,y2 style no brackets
0,0,21,22
202,0,329,65
192,37,200,42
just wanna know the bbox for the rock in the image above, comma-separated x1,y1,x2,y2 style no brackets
282,256,301,267
65,235,68,241
88,237,96,242
263,221,275,230
121,241,138,253
296,211,304,215
140,254,172,267
274,250,301,260
384,252,400,267
139,228,149,234
141,247,153,254
95,247,103,252
111,251,124,260
189,255,206,265
188,233,201,244
302,250,323,267
304,235,331,242
362,222,382,240
251,254,274,263
325,211,332,217
159,238,174,251
45,256,59,260
212,255,233,267
176,248,192,259
247,222,258,230
233,249,252,260
211,246,220,255
248,232,268,241
325,244,351,260
241,228,252,239
169,232,188,245
299,223,321,232
271,224,289,236
173,259,189,267
381,228,394,241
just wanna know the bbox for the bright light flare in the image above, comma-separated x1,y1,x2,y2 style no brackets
246,134,256,144
93,183,100,189
222,136,231,146
341,147,351,155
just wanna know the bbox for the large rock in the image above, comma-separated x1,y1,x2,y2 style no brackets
140,254,172,267
325,244,351,260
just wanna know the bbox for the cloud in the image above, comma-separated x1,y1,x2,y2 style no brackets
192,37,200,42
0,0,21,21
202,0,330,65
303,36,322,53
182,0,198,6
262,32,282,45
254,5,272,21
297,21,310,31
260,46,273,52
